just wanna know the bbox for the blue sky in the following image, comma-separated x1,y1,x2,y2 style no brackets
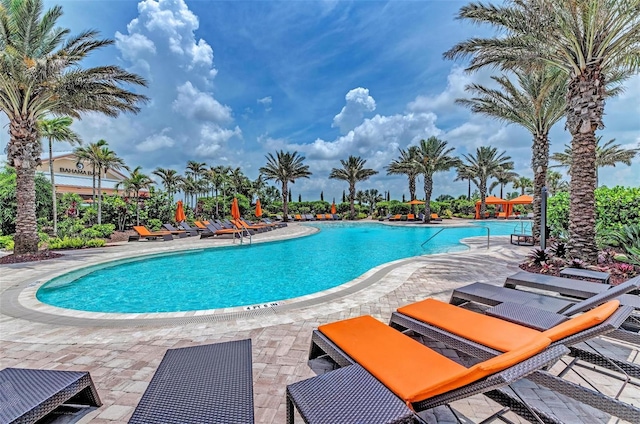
2,0,639,201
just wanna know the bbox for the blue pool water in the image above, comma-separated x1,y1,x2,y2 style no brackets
37,221,531,313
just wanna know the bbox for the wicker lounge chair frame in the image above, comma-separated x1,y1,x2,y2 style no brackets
504,270,613,299
0,368,102,424
199,222,244,240
128,339,254,424
164,223,197,237
179,222,204,233
129,226,174,241
302,329,568,424
389,301,640,423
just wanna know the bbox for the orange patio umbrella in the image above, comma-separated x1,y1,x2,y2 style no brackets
175,200,186,223
255,198,263,217
406,199,426,205
331,200,337,214
231,197,241,220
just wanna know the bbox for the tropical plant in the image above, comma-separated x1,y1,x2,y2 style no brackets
603,224,640,266
38,116,82,236
454,165,474,200
0,166,52,236
386,146,420,213
460,146,512,219
117,166,154,226
329,156,378,220
546,170,569,196
0,0,148,255
95,143,126,224
489,165,518,199
74,139,106,204
551,137,640,186
445,0,640,262
152,168,183,201
513,176,533,196
363,189,383,215
259,151,312,221
412,137,460,222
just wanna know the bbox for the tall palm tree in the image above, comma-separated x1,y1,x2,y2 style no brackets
0,0,148,255
413,137,461,223
462,146,513,218
330,156,378,220
152,167,183,200
551,137,640,186
363,189,383,215
185,161,206,206
259,151,312,222
386,146,421,214
546,170,569,196
74,139,108,205
208,165,230,218
489,165,518,199
117,166,153,226
454,165,474,200
38,116,82,236
95,145,126,224
513,176,533,196
456,68,566,236
445,0,640,261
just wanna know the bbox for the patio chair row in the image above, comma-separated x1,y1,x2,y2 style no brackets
290,214,341,221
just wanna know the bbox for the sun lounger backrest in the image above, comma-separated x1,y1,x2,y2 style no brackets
134,226,152,236
541,300,619,341
318,315,550,405
562,276,640,315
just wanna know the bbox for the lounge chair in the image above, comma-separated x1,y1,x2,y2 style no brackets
316,214,325,220
388,214,401,221
275,214,284,221
331,214,341,220
180,222,204,234
292,314,567,424
406,213,416,221
324,214,333,220
200,222,245,239
388,298,640,422
234,219,269,232
129,339,254,424
305,214,316,221
497,212,507,219
130,226,173,241
262,218,287,228
193,221,208,230
287,214,295,221
430,213,442,221
0,368,102,424
164,223,197,237
294,214,304,221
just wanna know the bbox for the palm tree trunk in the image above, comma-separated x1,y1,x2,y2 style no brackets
97,169,103,225
91,165,96,207
282,182,289,221
349,183,356,220
531,133,549,238
48,137,58,236
479,180,487,219
7,116,40,254
424,177,433,223
409,176,416,214
136,190,140,226
467,179,471,200
565,66,603,263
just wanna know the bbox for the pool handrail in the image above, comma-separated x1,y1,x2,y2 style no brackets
421,226,490,250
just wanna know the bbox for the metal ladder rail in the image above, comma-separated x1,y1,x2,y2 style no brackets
237,221,252,245
420,226,491,250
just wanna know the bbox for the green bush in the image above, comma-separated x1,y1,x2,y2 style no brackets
546,191,570,237
85,238,106,248
356,212,368,220
147,219,163,232
91,224,115,238
57,218,85,238
80,228,102,239
48,236,86,249
0,235,14,250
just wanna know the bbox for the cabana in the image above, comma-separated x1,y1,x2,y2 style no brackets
507,194,533,218
474,195,509,219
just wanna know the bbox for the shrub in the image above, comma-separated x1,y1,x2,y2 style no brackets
0,235,14,250
526,248,550,265
603,224,640,266
147,219,163,232
548,241,568,259
356,212,368,220
91,223,115,238
85,238,106,248
80,228,102,239
57,218,85,238
48,236,86,249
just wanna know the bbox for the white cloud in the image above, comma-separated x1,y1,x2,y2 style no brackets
257,96,272,112
172,82,232,123
332,87,376,134
195,124,242,158
136,128,175,152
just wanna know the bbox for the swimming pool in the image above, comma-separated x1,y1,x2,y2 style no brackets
37,221,531,313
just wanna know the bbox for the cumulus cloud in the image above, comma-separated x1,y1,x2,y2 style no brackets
332,87,376,134
136,128,175,152
194,124,242,158
172,82,232,123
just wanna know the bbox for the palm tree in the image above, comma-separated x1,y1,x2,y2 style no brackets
363,189,383,215
0,0,148,255
329,156,378,220
355,190,365,206
259,151,312,222
445,0,640,261
462,147,513,218
454,165,474,200
413,137,461,223
386,146,421,214
546,170,569,196
152,167,183,205
117,166,153,226
456,68,566,236
95,145,126,224
74,139,108,205
513,176,533,196
489,165,518,199
208,165,230,218
38,116,82,236
551,137,640,186
185,161,206,206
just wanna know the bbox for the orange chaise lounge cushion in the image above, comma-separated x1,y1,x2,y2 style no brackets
318,315,550,406
398,298,620,350
133,226,170,236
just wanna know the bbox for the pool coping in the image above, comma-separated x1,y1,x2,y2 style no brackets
1,220,515,328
